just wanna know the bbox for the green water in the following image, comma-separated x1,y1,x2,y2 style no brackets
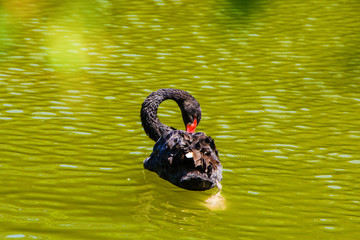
1,0,360,239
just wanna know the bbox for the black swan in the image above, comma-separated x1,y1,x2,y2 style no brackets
141,88,222,191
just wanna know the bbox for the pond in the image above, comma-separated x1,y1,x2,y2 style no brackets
1,0,360,239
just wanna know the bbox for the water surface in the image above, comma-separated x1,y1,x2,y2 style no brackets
1,0,360,239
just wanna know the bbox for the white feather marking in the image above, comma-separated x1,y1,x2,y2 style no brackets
185,152,193,158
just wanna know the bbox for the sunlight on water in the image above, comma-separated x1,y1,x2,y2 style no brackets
204,183,226,210
204,192,226,210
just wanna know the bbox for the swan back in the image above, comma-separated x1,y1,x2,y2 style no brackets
144,130,222,191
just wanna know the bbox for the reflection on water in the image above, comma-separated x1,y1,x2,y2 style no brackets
1,0,360,239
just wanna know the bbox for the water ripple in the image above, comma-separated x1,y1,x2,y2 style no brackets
1,0,360,239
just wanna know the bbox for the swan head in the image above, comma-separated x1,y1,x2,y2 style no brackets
181,99,201,133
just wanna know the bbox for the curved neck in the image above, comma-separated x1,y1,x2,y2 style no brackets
141,88,194,142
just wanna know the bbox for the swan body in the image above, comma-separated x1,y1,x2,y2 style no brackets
141,88,222,191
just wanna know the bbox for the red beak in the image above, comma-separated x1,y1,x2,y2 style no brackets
186,118,197,133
